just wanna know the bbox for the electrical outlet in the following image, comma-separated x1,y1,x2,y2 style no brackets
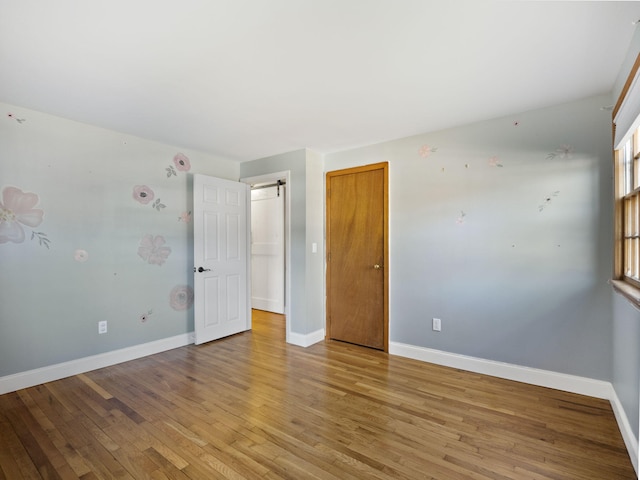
98,321,107,334
432,318,441,332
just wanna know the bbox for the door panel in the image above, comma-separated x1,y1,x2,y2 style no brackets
203,276,219,327
326,163,388,351
194,174,250,345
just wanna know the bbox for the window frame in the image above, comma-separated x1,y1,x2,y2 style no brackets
612,53,640,307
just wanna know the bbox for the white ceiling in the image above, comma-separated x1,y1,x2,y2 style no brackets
1,1,639,162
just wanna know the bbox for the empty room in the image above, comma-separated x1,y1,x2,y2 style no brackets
2,1,640,478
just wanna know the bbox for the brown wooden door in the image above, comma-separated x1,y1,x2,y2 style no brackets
326,162,388,351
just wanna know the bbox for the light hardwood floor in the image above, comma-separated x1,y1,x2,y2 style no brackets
0,310,635,479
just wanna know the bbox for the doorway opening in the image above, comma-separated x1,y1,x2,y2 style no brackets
250,180,285,314
241,171,291,342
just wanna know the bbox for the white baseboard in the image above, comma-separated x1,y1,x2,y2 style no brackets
287,328,325,348
390,342,612,398
609,386,639,475
390,341,638,475
0,326,326,395
0,333,193,395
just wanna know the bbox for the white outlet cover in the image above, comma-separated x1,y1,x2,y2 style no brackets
432,318,441,331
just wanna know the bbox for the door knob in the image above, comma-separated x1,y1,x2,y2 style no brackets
197,266,211,273
373,264,381,269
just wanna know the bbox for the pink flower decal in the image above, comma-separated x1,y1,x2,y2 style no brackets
539,191,560,212
166,153,191,177
488,156,503,167
456,211,466,225
7,113,26,124
133,185,155,204
178,211,192,223
74,249,89,262
173,153,191,172
0,186,44,244
137,234,171,265
418,145,438,158
169,285,194,311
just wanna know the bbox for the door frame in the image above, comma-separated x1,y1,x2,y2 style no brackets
249,184,285,314
326,162,389,352
240,170,291,342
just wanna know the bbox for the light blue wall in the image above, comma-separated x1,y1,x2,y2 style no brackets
305,150,326,334
325,94,614,380
612,294,640,441
0,102,239,377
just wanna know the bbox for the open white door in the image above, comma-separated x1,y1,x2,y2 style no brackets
193,174,250,345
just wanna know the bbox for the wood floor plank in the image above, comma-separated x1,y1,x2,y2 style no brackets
0,309,635,479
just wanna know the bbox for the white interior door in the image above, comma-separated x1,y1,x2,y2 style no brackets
193,174,250,345
251,185,285,314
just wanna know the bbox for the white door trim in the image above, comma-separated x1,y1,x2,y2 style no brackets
240,171,292,343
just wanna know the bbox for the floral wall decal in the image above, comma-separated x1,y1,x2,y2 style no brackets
151,198,166,211
488,156,503,167
31,231,51,248
418,145,438,158
132,185,166,211
539,191,560,211
74,249,89,262
456,211,466,225
0,186,49,247
547,145,573,160
140,309,153,323
133,185,154,204
137,234,171,265
178,211,192,223
7,113,26,124
166,153,191,177
169,285,194,311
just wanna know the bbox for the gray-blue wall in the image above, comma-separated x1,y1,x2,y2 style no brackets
325,94,614,381
0,102,239,377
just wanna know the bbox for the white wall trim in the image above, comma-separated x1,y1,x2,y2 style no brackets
390,342,611,397
1,326,326,395
609,385,639,475
390,341,638,474
0,333,193,395
288,329,325,348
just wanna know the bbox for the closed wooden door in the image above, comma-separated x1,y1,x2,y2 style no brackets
326,162,388,351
